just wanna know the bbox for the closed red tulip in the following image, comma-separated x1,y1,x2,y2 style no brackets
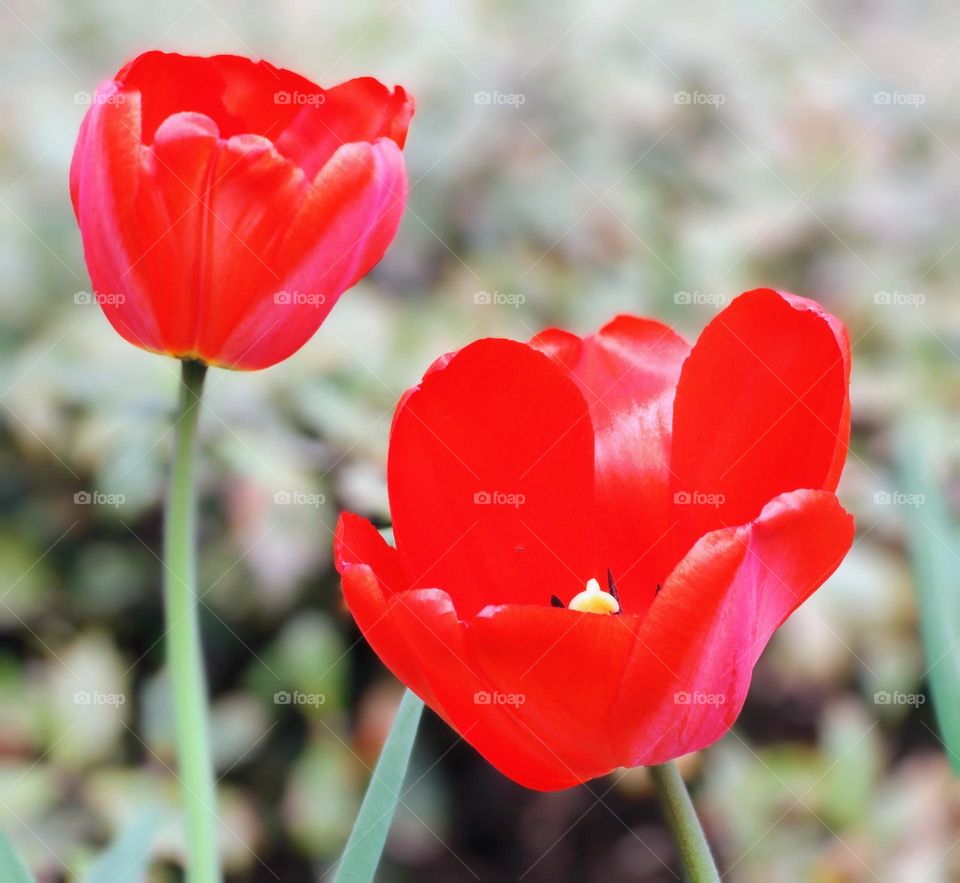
336,289,854,790
71,51,414,370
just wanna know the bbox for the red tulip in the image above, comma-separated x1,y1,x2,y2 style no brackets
335,289,854,790
70,51,414,370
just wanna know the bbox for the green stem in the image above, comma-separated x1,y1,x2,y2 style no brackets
649,762,720,883
334,690,424,883
163,360,221,883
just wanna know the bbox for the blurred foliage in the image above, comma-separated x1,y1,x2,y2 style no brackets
2,0,960,880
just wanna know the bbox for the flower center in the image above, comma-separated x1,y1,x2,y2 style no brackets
567,577,620,615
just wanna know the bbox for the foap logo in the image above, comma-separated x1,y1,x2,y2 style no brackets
674,490,725,508
474,690,526,706
674,90,726,107
873,91,926,107
874,690,925,707
674,691,726,706
74,290,125,306
274,90,326,107
74,690,126,707
74,90,127,106
274,690,326,707
873,490,925,508
474,90,526,108
674,290,726,308
274,491,326,508
873,290,925,308
474,290,526,308
74,490,125,508
473,490,525,508
274,290,326,308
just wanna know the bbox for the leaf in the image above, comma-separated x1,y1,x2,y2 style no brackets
84,811,158,883
0,831,36,883
897,413,960,774
333,689,424,883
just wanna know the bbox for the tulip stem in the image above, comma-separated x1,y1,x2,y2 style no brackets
164,359,221,883
649,762,720,883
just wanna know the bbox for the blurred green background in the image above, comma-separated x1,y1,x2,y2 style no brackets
2,0,960,880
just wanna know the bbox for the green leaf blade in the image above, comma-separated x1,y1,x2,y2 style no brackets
0,831,36,883
898,414,960,773
84,811,158,883
333,689,424,883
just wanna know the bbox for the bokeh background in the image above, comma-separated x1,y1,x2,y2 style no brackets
2,0,960,880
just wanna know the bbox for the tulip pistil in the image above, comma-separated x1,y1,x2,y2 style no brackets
567,577,621,615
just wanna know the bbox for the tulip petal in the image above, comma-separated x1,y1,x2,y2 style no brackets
610,489,854,766
338,556,444,712
389,590,590,790
215,137,408,369
117,53,412,178
130,114,310,364
335,511,408,596
388,339,597,618
116,51,305,142
70,84,165,354
532,317,690,613
124,114,408,370
274,77,414,178
670,289,851,561
467,604,639,778
335,514,590,789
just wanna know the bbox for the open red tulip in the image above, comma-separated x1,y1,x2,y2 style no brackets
70,51,414,370
335,289,854,790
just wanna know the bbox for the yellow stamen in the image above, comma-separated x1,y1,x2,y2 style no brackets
567,577,620,615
